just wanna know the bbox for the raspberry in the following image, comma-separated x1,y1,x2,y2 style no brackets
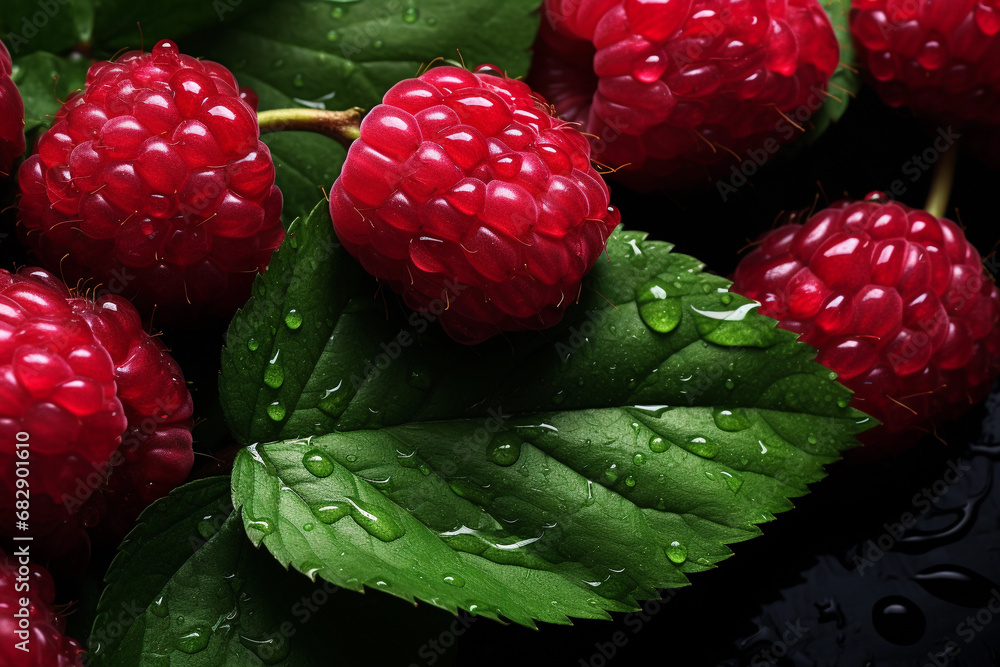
851,0,1000,125
528,0,841,190
0,39,26,177
731,193,1000,453
329,64,621,344
16,40,284,324
0,267,194,556
0,548,85,666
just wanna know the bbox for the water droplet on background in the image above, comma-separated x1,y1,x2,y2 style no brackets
872,596,926,646
285,309,303,329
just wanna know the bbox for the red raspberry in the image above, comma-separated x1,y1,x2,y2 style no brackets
0,548,85,666
528,0,841,190
16,40,284,324
851,0,1000,125
0,267,194,556
0,40,26,177
731,193,1000,454
330,64,621,344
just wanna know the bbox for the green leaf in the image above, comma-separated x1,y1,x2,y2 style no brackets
202,0,543,220
91,0,269,54
0,0,93,57
0,0,265,57
220,200,871,626
794,0,860,148
11,51,89,135
90,477,453,666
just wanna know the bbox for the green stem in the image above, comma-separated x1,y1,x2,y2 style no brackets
257,107,365,150
924,137,960,219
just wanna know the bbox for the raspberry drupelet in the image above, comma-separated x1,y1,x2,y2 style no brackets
731,193,1000,454
529,0,841,190
0,547,85,666
851,0,1000,125
0,39,26,177
0,267,193,557
17,40,284,324
330,64,621,345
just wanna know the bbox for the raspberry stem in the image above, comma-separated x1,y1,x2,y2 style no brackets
924,139,960,219
257,107,365,149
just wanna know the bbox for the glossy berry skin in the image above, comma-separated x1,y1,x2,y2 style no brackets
529,0,841,190
0,548,85,666
330,65,621,344
17,40,284,324
0,40,26,177
731,194,1000,454
851,0,1000,125
0,267,194,556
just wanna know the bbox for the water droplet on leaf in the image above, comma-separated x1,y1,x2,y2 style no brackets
302,450,335,478
666,541,687,564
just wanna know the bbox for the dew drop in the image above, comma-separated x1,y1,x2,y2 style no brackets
712,407,752,432
303,523,315,532
625,475,636,488
721,471,743,493
604,465,620,483
267,401,286,421
246,517,274,535
724,379,735,390
872,596,926,646
326,29,340,41
196,519,217,539
176,629,210,654
666,541,688,564
330,7,344,19
247,338,259,351
264,363,284,389
649,436,670,453
239,635,291,665
373,39,384,48
635,281,683,333
418,464,431,476
402,7,419,22
633,453,645,466
348,497,405,542
151,596,168,618
345,454,358,463
687,437,718,459
443,574,466,587
302,449,335,478
285,309,303,329
314,502,350,524
487,432,522,467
